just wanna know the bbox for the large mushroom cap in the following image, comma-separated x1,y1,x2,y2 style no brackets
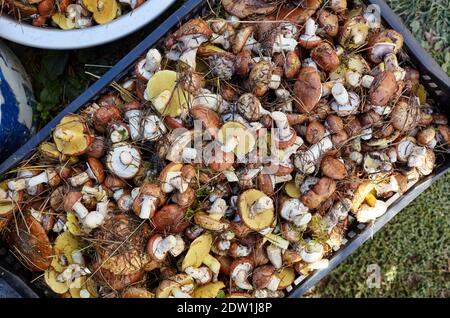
6,215,52,271
191,106,222,138
368,71,397,106
252,265,277,289
83,0,117,25
294,67,323,113
238,189,275,231
311,42,340,72
53,115,92,156
222,0,278,18
152,204,186,232
106,143,141,179
174,18,212,39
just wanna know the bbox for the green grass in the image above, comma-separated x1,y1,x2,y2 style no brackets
312,0,450,298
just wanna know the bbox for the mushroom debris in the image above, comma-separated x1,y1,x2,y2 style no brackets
2,0,449,299
4,0,146,29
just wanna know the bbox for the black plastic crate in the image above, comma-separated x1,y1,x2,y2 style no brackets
0,0,449,298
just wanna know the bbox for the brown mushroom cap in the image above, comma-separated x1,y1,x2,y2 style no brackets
390,100,420,131
345,116,363,137
173,187,196,208
132,183,164,217
203,141,235,172
63,192,82,213
311,42,340,72
256,174,274,196
306,121,326,144
230,256,254,277
367,29,404,64
152,204,186,233
284,51,302,79
174,18,212,39
359,110,382,128
368,71,397,106
87,137,106,159
222,0,277,19
87,157,105,184
301,177,336,209
275,6,314,25
103,175,127,190
191,106,222,139
122,287,154,298
325,115,344,134
321,156,347,180
252,265,276,289
146,234,166,261
294,67,322,113
5,215,52,271
93,105,122,133
318,10,339,37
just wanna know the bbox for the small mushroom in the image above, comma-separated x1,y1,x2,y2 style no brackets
238,189,275,231
132,183,164,219
320,156,347,180
367,29,404,64
279,197,311,228
83,0,117,25
271,111,298,149
301,177,336,209
299,241,324,263
318,10,339,38
147,234,184,262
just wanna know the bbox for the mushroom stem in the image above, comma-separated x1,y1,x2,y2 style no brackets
221,136,239,153
304,18,317,36
125,110,142,141
69,172,90,187
362,75,375,88
120,151,134,166
266,244,282,269
156,235,177,257
27,170,50,188
271,111,292,140
208,198,227,218
249,196,273,218
73,201,89,219
139,195,158,219
332,82,349,105
233,266,253,290
202,254,221,282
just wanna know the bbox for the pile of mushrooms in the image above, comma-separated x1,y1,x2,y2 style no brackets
1,0,449,298
4,0,145,29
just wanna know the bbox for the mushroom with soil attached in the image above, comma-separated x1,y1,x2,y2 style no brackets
68,158,105,187
318,10,339,38
294,67,323,113
53,115,92,156
83,0,117,25
147,234,185,262
237,93,270,122
230,257,254,290
294,136,333,175
106,143,142,180
248,60,280,97
166,18,212,70
222,0,277,19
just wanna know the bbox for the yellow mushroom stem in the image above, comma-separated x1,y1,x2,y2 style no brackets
365,193,377,207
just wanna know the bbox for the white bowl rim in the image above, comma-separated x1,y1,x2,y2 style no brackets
0,0,176,50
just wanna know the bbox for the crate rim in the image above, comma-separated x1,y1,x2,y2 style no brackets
0,0,449,298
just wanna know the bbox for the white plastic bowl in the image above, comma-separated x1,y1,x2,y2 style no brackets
0,0,176,50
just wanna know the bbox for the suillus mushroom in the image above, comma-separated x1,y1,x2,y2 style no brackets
106,143,141,179
294,67,322,113
53,115,92,156
83,0,117,25
230,257,254,290
298,18,322,49
238,189,275,231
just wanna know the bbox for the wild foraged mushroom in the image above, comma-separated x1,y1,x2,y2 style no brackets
106,143,141,179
